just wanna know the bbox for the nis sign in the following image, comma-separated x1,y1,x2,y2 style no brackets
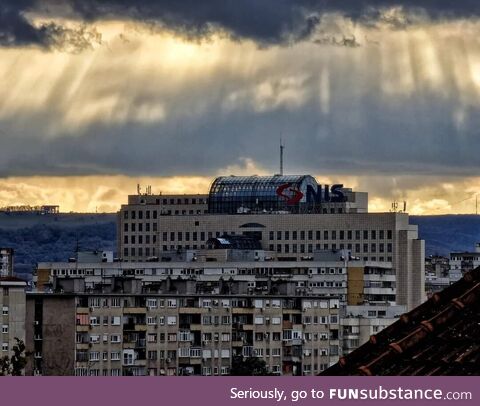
276,183,345,205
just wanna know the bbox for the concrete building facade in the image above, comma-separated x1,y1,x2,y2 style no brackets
29,249,406,376
0,277,26,368
0,248,14,277
26,290,341,377
117,183,424,310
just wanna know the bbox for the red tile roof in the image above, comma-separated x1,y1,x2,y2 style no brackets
322,266,480,376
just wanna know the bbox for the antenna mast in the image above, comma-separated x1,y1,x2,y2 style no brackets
280,138,284,176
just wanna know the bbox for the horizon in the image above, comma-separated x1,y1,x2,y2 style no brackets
0,171,478,216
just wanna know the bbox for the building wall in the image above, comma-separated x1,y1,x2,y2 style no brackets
347,267,364,305
0,248,14,277
26,295,76,376
26,293,340,376
117,211,423,310
0,280,26,372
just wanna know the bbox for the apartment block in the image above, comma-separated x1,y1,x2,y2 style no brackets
450,243,480,282
26,290,340,376
30,246,406,374
0,277,26,367
0,248,14,277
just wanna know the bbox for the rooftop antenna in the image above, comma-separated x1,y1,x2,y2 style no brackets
280,138,284,176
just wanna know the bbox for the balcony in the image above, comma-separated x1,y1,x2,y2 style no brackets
123,307,146,314
179,308,203,314
282,321,293,329
123,323,147,331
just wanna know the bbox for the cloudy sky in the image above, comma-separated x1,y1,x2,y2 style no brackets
1,0,480,214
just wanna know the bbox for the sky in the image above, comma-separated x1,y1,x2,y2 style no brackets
1,0,480,214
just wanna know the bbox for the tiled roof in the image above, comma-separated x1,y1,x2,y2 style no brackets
322,266,480,376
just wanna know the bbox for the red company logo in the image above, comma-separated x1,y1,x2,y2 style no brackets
276,183,304,205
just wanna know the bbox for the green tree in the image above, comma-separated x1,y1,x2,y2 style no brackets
0,338,28,376
230,355,272,376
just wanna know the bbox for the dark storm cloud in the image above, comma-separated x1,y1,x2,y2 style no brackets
1,87,480,179
2,0,480,48
64,1,480,44
0,0,100,51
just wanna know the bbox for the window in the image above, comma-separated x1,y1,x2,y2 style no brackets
271,317,281,325
89,297,101,308
147,333,157,343
147,298,157,309
89,335,100,343
89,351,100,361
167,316,177,325
123,350,135,366
111,334,121,343
2,325,8,334
111,316,121,326
89,316,100,326
167,299,177,308
147,316,156,325
221,349,230,358
178,331,192,342
221,367,230,375
221,333,230,342
111,298,121,307
221,316,230,325
148,351,157,360
111,351,121,361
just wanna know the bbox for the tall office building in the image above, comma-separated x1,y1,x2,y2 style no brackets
118,175,425,310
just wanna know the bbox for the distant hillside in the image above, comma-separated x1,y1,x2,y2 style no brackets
410,215,480,256
1,212,479,279
0,212,116,278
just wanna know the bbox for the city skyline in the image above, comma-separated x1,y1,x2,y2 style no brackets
1,1,480,214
